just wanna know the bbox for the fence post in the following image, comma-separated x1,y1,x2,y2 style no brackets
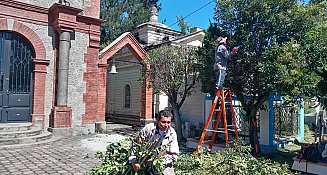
299,99,305,141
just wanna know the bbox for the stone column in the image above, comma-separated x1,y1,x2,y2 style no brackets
48,4,82,133
50,30,72,130
57,31,70,106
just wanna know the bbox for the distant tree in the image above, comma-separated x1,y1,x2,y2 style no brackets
176,15,190,35
100,0,161,48
306,0,327,109
148,45,199,140
197,0,327,155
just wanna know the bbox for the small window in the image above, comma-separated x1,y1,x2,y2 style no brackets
124,84,131,108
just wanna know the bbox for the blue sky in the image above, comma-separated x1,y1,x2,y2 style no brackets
158,0,216,31
158,0,310,32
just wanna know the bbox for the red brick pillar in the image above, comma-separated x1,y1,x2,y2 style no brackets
97,64,107,123
82,46,99,125
84,22,104,132
141,64,153,124
83,22,103,132
32,59,50,127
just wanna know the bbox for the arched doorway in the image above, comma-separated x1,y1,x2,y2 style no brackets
0,31,34,123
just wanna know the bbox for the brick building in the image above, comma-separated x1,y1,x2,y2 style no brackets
0,0,104,136
101,6,205,126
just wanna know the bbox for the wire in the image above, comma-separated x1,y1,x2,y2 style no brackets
168,0,215,28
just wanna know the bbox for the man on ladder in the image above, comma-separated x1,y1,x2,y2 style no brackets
214,37,238,89
196,37,240,156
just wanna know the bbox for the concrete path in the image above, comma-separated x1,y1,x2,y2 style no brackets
0,125,137,175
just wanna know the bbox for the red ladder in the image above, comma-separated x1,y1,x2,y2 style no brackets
196,88,239,155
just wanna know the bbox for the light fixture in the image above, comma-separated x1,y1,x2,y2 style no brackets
109,59,117,74
108,58,143,74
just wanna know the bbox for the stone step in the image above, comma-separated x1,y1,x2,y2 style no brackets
0,128,43,139
0,136,61,150
106,122,133,130
0,131,52,146
0,122,33,133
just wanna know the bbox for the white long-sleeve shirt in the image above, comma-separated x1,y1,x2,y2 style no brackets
129,123,179,164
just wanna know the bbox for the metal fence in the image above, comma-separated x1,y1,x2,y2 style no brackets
273,103,299,138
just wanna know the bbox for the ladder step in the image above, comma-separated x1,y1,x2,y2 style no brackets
205,128,238,132
205,129,226,133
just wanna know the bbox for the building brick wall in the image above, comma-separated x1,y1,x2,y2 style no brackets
1,1,102,132
17,0,90,11
68,32,88,126
16,0,98,18
84,0,100,19
82,43,100,125
97,64,107,123
22,22,55,127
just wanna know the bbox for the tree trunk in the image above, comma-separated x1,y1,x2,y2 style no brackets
248,109,260,156
171,104,183,141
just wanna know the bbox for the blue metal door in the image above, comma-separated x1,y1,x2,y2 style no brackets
0,32,34,123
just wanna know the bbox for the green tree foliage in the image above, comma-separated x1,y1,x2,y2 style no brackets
176,15,191,35
100,0,161,48
306,0,327,109
197,0,326,154
197,23,227,95
88,140,132,174
148,45,199,141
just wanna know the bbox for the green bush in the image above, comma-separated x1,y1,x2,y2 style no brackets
88,140,131,175
175,144,297,175
89,140,296,175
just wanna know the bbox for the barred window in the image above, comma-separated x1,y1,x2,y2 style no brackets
124,84,131,108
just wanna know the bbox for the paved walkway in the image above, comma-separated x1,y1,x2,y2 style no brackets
0,125,137,175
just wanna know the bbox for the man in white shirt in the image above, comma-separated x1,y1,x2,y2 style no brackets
129,110,179,175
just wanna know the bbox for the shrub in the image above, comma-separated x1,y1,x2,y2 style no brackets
89,140,296,175
175,144,297,175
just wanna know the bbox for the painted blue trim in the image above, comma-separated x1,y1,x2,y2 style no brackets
205,93,213,100
268,96,274,146
261,138,298,154
260,144,275,154
299,99,305,140
231,93,285,102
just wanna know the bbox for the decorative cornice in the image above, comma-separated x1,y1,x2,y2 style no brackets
0,2,102,36
0,0,48,14
77,15,104,26
0,0,48,25
48,3,83,32
77,15,103,48
48,3,83,16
